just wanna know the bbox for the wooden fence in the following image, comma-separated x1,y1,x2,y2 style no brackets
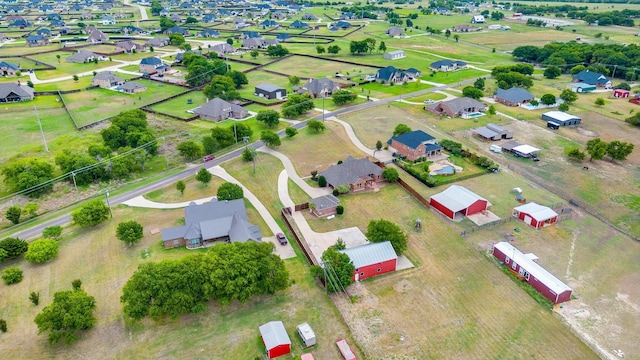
280,207,318,266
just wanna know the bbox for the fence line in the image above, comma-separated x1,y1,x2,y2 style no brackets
280,207,318,266
57,90,80,129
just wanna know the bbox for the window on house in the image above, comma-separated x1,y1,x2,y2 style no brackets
511,261,517,270
505,256,510,264
173,240,179,246
523,271,530,281
377,268,381,272
360,272,364,277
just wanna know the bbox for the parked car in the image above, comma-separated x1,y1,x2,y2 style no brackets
276,233,287,245
203,155,215,162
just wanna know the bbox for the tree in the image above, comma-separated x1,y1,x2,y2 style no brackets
27,80,34,88
285,127,298,138
266,45,289,57
226,38,234,45
0,238,28,259
151,0,163,15
196,168,212,185
487,104,496,115
491,11,505,20
586,138,608,161
316,247,354,292
5,205,21,225
176,180,185,195
25,239,59,264
227,70,248,89
116,221,144,246
307,120,326,133
256,110,280,127
606,141,634,161
595,98,605,107
393,124,412,136
559,89,578,104
543,66,562,79
242,148,256,162
288,75,300,87
2,267,23,285
185,16,198,24
169,33,185,46
318,175,327,187
210,126,235,148
217,182,243,200
540,94,557,105
376,140,383,150
615,82,631,91
282,94,314,117
473,77,485,90
43,226,63,240
462,86,484,100
382,168,399,182
316,45,325,54
378,41,387,53
30,291,40,306
56,54,61,63
176,140,203,160
203,75,241,101
566,147,586,161
2,158,55,197
332,90,356,105
185,55,226,87
202,136,219,155
365,219,408,254
445,29,451,39
558,103,570,112
336,205,344,215
159,16,176,31
73,75,79,82
453,34,459,42
327,45,341,55
570,65,586,75
261,130,281,148
72,279,82,290
250,50,259,58
71,199,110,227
34,286,97,344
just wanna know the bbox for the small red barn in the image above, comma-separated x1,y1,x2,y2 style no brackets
340,241,397,281
613,89,630,98
429,185,489,220
259,321,291,359
512,202,558,229
493,242,572,304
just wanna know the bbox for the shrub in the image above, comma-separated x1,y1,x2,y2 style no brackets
332,189,339,196
30,291,40,306
24,239,59,263
42,226,63,240
0,319,6,332
336,185,350,194
72,279,82,290
0,237,28,259
2,267,23,285
318,175,327,187
336,205,344,215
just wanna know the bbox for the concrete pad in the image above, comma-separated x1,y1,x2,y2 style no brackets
150,228,160,235
466,210,501,226
263,236,296,260
396,255,415,271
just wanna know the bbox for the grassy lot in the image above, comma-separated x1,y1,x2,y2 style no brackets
34,72,139,92
359,81,431,98
404,92,447,103
144,175,226,203
29,53,116,80
261,55,379,79
0,204,357,360
62,80,187,127
149,91,207,119
0,44,61,56
238,71,290,103
421,68,490,84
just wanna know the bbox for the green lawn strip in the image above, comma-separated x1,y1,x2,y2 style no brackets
421,68,489,84
149,91,207,118
359,81,432,97
29,52,117,80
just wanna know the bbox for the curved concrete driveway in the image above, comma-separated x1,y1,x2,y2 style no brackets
327,117,394,163
123,195,216,209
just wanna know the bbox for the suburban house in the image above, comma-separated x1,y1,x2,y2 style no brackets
309,194,340,217
426,97,487,117
211,43,237,56
87,29,109,43
276,33,292,42
115,40,143,53
383,50,405,60
255,84,286,99
240,31,261,40
259,321,291,359
101,14,115,25
318,156,383,192
36,28,51,37
120,81,147,94
66,50,101,63
375,66,408,84
473,123,513,141
332,20,351,30
289,20,309,29
0,61,19,76
161,199,262,249
0,82,35,102
92,71,124,88
198,29,220,38
386,26,404,37
302,13,318,20
471,15,485,23
512,202,558,229
339,241,398,281
163,26,189,36
299,78,341,98
26,35,49,46
541,111,581,127
430,185,489,220
404,68,421,80
387,130,443,161
572,70,612,89
194,98,248,122
242,38,267,49
139,57,169,74
430,59,467,72
145,37,169,47
495,87,535,106
202,14,217,23
493,242,572,304
122,25,145,35
169,14,182,23
260,19,279,29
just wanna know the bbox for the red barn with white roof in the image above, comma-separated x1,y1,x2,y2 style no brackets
340,241,397,281
429,185,488,220
512,202,558,229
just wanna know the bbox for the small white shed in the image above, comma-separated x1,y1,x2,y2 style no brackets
296,322,316,347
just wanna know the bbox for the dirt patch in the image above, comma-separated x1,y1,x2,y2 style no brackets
393,279,413,293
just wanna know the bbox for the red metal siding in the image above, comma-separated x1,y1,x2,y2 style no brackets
465,199,488,216
266,343,291,359
430,198,455,219
354,259,397,280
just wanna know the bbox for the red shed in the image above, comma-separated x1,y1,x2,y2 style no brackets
429,185,489,220
613,89,630,98
340,241,397,281
493,242,572,304
512,202,558,229
259,321,291,359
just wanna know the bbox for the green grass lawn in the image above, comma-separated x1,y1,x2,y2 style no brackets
149,91,207,119
262,55,379,79
421,68,490,84
359,81,432,98
30,52,117,80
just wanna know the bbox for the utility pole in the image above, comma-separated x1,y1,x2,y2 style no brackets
34,106,49,152
71,172,78,193
322,95,325,121
105,189,113,218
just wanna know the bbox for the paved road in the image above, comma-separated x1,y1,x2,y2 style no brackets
123,0,148,21
10,77,487,240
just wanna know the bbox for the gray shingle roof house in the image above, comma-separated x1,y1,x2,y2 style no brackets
0,83,35,102
92,71,124,88
161,198,262,249
430,59,467,72
386,26,404,37
139,56,168,74
387,130,442,161
145,37,169,47
289,20,309,29
120,81,147,94
26,35,49,46
163,26,188,35
319,156,383,192
572,70,612,88
66,49,99,63
301,78,341,98
194,98,248,122
211,43,236,56
115,40,143,53
309,194,340,217
87,29,109,43
426,97,486,117
495,87,535,106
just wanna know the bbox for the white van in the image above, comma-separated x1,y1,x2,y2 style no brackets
490,144,502,153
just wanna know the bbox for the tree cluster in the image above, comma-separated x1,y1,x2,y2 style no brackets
201,124,252,154
266,44,289,57
281,94,314,118
185,54,228,87
332,90,357,105
0,237,28,261
25,239,59,264
203,75,242,101
311,247,354,293
365,219,408,254
586,138,634,161
349,38,377,55
1,158,55,197
120,242,289,319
